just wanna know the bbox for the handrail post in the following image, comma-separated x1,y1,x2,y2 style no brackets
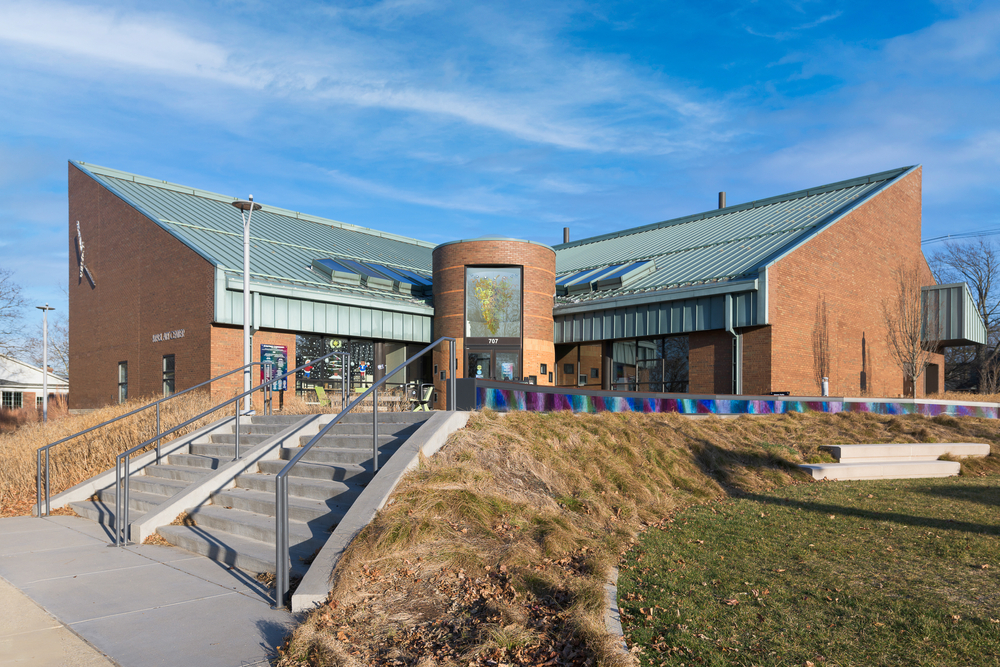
45,448,51,518
235,399,241,461
125,455,131,544
373,388,379,474
449,338,457,411
155,403,161,465
36,450,42,518
115,458,121,546
275,474,289,609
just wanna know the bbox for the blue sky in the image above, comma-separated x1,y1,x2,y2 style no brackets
1,0,998,319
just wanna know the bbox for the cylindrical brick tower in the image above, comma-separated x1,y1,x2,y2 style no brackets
432,237,556,408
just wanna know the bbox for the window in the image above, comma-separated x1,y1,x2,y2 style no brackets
2,391,22,409
118,362,128,404
36,396,43,409
163,355,175,397
465,267,521,339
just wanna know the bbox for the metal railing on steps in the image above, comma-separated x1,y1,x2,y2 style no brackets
273,336,456,609
111,349,352,546
35,360,280,519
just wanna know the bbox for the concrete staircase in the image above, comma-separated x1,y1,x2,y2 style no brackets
155,412,430,578
799,442,991,481
70,436,228,529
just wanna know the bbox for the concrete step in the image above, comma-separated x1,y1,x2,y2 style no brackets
822,443,991,463
799,459,961,481
166,453,223,470
96,487,165,513
235,473,358,501
285,444,402,465
210,433,272,446
300,433,406,449
186,504,334,544
210,486,355,523
251,415,310,425
69,498,117,528
155,524,319,577
188,443,243,458
143,463,212,483
127,475,189,498
336,412,430,424
257,459,367,482
235,424,292,435
312,421,424,437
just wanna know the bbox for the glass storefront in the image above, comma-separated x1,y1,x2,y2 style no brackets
296,334,432,398
556,336,689,392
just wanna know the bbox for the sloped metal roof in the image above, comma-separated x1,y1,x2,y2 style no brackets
553,166,917,304
73,161,434,307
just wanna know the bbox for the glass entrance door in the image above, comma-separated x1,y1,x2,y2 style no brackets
467,348,521,381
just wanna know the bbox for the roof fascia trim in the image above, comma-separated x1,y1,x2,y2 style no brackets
553,277,758,316
553,166,915,252
223,276,435,316
74,161,436,250
757,165,920,271
71,160,222,268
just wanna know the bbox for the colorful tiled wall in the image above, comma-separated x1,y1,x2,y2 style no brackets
477,387,999,419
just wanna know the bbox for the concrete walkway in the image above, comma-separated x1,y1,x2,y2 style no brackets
0,515,300,667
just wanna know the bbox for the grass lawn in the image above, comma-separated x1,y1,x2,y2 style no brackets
618,476,1000,667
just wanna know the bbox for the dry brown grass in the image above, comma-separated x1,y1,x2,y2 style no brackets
0,396,70,433
280,409,1000,667
929,391,1000,404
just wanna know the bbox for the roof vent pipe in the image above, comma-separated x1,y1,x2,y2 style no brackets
563,227,570,243
718,192,726,209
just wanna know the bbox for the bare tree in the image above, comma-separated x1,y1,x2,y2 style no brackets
0,268,25,356
812,297,831,388
930,239,1000,392
24,314,69,378
881,263,940,397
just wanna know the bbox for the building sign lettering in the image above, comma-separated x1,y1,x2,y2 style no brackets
152,329,185,343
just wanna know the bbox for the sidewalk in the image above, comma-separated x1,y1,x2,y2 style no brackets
0,515,300,667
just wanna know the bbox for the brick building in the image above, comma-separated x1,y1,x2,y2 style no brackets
68,161,983,409
0,355,69,411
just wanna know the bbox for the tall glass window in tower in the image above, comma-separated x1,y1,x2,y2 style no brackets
465,267,521,339
118,361,128,404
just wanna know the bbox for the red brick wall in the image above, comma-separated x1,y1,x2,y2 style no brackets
68,164,215,408
689,330,733,394
740,325,772,395
767,167,943,398
209,326,297,403
431,239,556,407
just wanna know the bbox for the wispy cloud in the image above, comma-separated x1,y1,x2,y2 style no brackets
0,1,728,155
324,169,531,215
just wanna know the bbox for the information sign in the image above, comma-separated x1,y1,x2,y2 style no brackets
260,344,288,390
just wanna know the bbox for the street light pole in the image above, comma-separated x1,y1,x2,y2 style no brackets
231,196,262,413
36,304,55,422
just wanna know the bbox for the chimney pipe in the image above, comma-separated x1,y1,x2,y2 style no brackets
563,227,570,243
718,192,726,209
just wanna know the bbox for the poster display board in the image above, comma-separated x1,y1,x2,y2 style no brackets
260,344,288,390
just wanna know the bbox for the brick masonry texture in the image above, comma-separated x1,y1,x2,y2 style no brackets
431,240,556,407
766,167,943,398
689,330,734,394
209,326,297,404
68,164,216,408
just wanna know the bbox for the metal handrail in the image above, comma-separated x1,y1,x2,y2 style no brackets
273,336,456,608
113,349,351,546
35,360,267,519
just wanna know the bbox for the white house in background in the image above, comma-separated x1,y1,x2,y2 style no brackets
0,355,69,410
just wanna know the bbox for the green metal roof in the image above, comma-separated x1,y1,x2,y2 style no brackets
72,161,434,308
553,166,918,304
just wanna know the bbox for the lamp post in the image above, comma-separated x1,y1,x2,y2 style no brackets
231,196,262,412
36,304,55,422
